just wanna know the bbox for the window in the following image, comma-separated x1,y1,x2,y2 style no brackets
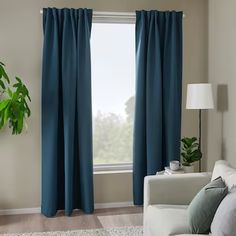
91,21,135,171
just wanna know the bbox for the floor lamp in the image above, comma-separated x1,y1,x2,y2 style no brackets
186,83,214,172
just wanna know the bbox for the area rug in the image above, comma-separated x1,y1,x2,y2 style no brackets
97,213,143,228
0,226,143,236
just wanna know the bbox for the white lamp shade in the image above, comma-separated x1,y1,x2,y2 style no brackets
186,83,214,109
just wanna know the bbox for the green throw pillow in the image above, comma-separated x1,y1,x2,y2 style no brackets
187,176,228,234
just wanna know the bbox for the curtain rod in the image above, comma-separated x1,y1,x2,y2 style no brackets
39,10,186,18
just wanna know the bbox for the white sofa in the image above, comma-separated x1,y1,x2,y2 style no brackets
143,160,236,236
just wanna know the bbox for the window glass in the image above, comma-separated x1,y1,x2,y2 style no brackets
91,23,135,165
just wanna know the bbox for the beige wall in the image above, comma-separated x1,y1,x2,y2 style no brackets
0,0,208,209
207,0,236,170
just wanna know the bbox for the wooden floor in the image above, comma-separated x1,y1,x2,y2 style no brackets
0,207,143,234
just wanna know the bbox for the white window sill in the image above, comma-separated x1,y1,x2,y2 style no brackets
94,169,133,175
93,163,132,175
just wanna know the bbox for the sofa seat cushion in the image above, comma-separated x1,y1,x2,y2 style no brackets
145,204,190,236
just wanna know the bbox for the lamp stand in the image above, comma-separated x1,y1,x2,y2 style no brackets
198,109,202,172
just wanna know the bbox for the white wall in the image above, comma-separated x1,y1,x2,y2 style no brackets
207,0,236,170
0,0,208,209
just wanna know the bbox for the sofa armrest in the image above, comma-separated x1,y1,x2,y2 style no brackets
144,172,212,213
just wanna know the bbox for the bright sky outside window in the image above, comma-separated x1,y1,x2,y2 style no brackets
91,23,135,165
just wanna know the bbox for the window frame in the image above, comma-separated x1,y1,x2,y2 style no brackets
92,12,135,172
92,11,136,24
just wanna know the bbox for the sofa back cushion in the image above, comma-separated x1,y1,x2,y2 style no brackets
211,160,236,190
212,160,236,189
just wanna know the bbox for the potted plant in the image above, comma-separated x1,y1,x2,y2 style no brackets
0,61,31,134
181,137,202,173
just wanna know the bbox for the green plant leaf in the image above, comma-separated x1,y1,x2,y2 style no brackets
0,80,5,89
7,88,13,97
1,69,10,83
0,61,31,134
181,136,201,165
3,105,10,123
191,143,199,148
191,137,198,142
24,100,31,117
0,65,10,83
0,100,10,111
15,76,21,83
0,117,4,130
0,70,2,79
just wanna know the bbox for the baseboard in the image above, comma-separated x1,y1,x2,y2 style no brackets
95,201,133,209
0,201,133,216
0,207,41,216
